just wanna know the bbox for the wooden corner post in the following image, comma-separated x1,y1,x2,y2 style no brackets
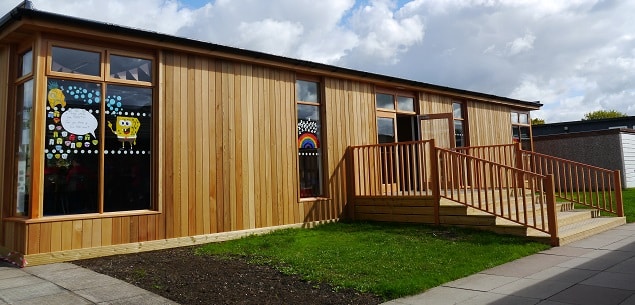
430,139,440,225
545,174,559,246
614,170,624,217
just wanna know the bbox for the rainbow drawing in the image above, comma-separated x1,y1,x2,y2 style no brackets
298,132,319,149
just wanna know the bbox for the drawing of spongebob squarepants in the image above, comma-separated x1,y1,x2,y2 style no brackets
108,116,141,149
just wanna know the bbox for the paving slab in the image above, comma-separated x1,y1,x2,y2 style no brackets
525,266,598,283
481,254,571,277
459,292,540,305
74,281,159,303
581,271,635,291
0,281,64,303
490,278,573,299
12,291,92,305
382,286,483,305
547,284,633,305
444,273,520,291
555,256,622,271
567,234,628,249
538,246,593,257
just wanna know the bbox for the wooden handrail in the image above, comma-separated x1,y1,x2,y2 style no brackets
436,148,554,236
521,149,623,216
349,140,435,197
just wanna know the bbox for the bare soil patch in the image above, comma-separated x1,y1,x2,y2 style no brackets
74,246,384,305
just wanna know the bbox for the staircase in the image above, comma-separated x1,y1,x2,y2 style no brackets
439,198,626,245
348,141,626,246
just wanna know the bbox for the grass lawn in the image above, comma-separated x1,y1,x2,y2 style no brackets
198,221,549,299
558,188,635,222
622,188,635,222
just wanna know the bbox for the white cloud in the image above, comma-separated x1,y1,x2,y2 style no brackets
2,0,635,123
506,32,535,56
237,19,304,56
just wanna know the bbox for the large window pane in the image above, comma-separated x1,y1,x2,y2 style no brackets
110,54,152,82
453,102,463,119
397,96,414,112
296,80,318,103
377,117,395,143
19,50,33,77
454,120,465,147
15,80,33,216
297,104,322,198
104,85,152,211
51,47,100,76
44,79,101,215
376,93,394,110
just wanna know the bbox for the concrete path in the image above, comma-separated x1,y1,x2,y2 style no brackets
0,261,176,304
383,222,635,305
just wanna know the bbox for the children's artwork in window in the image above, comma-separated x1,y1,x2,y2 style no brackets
43,79,101,215
298,119,319,149
297,103,322,198
45,80,101,160
103,85,152,212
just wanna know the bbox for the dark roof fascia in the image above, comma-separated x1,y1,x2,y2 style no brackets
533,116,635,129
0,5,542,109
533,128,635,141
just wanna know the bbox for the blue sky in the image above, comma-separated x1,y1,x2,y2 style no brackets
2,0,635,123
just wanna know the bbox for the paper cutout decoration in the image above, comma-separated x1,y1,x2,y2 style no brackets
107,116,141,149
47,83,67,109
298,132,319,149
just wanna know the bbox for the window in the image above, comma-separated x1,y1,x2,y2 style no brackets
296,79,323,198
13,49,34,217
511,111,531,150
19,49,33,77
42,45,153,216
51,46,101,76
375,89,417,144
453,102,467,147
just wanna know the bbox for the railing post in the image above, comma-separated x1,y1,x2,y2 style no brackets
545,174,559,246
614,170,624,217
345,146,356,220
430,139,440,225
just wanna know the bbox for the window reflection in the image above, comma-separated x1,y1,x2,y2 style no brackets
296,80,318,103
15,80,33,216
51,47,100,76
19,50,33,77
397,96,414,112
110,55,152,82
376,93,394,110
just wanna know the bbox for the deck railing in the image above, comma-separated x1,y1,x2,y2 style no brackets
437,147,558,243
347,141,623,246
349,140,435,197
520,150,624,216
452,144,518,168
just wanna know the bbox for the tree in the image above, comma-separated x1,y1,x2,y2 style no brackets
531,118,545,125
582,110,627,120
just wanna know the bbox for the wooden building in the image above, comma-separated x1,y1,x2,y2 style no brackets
0,2,544,265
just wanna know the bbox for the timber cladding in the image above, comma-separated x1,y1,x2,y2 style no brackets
17,49,379,256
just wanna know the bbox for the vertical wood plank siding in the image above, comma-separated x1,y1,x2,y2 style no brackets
21,51,378,254
14,45,516,256
466,101,512,146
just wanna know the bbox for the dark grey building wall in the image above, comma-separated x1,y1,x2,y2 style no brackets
533,129,628,188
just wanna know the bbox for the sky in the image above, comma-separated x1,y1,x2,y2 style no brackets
2,0,634,123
